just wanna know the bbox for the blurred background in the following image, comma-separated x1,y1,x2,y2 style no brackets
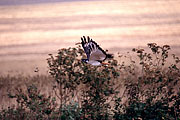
0,0,180,75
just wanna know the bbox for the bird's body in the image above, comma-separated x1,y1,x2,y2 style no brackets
83,59,102,66
76,36,113,66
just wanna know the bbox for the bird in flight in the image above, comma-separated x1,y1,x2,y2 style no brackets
76,36,113,66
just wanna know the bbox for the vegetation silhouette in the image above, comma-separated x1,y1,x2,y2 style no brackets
0,43,180,120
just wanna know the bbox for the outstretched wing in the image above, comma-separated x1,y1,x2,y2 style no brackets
81,36,107,61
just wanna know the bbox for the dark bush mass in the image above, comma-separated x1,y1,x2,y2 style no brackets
0,44,180,120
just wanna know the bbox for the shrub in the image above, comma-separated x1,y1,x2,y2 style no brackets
113,43,180,120
3,84,57,120
47,46,120,119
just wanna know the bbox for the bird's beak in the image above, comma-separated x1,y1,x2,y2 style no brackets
101,62,110,65
75,42,81,45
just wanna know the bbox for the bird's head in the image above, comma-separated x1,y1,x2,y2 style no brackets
81,59,89,63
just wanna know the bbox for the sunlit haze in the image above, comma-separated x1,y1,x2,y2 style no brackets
0,0,180,75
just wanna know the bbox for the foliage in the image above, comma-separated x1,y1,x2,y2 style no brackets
60,101,82,120
0,84,57,120
113,43,180,120
0,43,180,120
47,46,120,119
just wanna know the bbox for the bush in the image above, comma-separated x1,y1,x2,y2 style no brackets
47,46,120,119
0,84,57,120
113,43,180,120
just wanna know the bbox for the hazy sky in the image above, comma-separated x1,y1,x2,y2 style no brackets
0,0,180,74
0,0,94,6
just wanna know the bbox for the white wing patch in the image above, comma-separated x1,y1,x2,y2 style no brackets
88,60,101,66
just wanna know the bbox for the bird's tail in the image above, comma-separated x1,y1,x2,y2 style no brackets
106,54,114,59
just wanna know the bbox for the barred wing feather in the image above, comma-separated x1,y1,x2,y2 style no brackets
81,36,107,62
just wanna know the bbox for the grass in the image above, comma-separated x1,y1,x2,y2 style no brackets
0,75,53,109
